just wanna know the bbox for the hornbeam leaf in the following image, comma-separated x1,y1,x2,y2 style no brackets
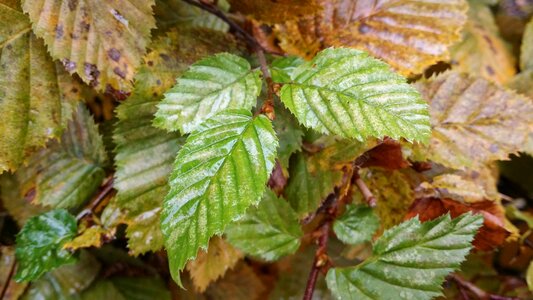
413,72,533,170
10,105,107,209
333,204,379,245
0,1,82,172
279,48,431,142
161,109,278,284
326,213,483,300
113,28,239,255
154,53,262,133
22,0,156,92
226,189,303,261
274,0,468,75
15,209,78,281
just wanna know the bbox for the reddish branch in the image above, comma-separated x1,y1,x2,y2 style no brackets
0,260,16,299
451,274,521,300
76,176,115,220
303,220,331,300
353,168,376,207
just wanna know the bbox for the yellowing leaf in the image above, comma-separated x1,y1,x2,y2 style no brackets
186,237,243,292
450,1,516,84
229,0,321,24
355,169,414,230
275,0,468,75
413,72,533,170
63,226,110,251
0,1,82,172
22,0,156,92
418,174,490,203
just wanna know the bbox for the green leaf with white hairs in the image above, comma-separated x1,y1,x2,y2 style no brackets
226,189,302,261
154,53,262,133
161,109,278,285
333,205,379,245
279,47,431,143
326,213,483,300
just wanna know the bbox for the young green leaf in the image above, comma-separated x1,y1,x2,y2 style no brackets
161,109,278,284
413,72,533,170
226,189,303,261
333,205,379,245
15,209,78,281
22,0,156,92
0,1,81,172
285,153,342,218
326,213,483,300
273,104,304,169
279,48,431,142
154,53,262,133
270,56,305,83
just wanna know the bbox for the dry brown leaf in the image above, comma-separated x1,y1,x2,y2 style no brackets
275,0,468,75
186,237,243,292
413,72,533,170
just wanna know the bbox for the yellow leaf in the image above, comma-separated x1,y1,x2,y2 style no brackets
275,0,468,75
22,0,156,92
450,1,516,84
186,237,243,292
63,226,111,251
413,72,533,170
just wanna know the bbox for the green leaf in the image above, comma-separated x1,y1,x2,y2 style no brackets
326,213,483,300
226,189,303,261
21,251,101,300
81,277,170,300
0,1,81,172
161,109,278,284
15,209,78,281
333,205,379,245
285,153,342,218
273,104,304,169
270,55,305,83
279,48,431,142
114,28,240,255
9,105,107,209
154,53,262,133
22,0,156,92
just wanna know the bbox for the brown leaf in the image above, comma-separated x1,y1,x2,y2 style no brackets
406,197,511,250
360,139,409,170
274,0,468,75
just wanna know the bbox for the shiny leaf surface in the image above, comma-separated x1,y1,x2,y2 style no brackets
155,53,261,133
161,110,278,284
326,213,483,300
15,209,77,281
279,48,431,142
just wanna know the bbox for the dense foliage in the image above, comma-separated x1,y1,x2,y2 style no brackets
1,0,533,299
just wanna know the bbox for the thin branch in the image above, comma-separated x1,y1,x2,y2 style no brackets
0,260,17,299
256,47,275,119
76,176,115,220
303,221,331,300
353,168,376,207
451,274,521,300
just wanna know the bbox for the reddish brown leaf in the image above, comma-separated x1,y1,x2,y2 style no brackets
360,140,409,170
406,198,510,251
